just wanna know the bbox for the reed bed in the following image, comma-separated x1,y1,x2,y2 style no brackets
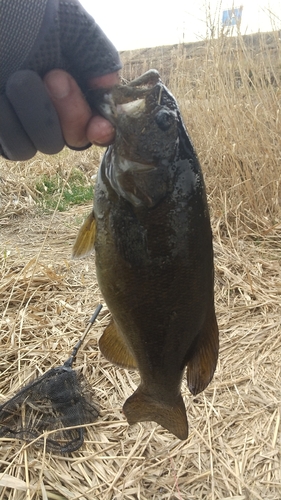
0,30,280,500
122,30,281,234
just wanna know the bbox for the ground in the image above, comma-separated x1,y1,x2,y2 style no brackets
0,150,280,500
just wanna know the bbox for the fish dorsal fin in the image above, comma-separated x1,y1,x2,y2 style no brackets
123,388,188,440
72,212,96,259
186,304,219,396
99,320,137,370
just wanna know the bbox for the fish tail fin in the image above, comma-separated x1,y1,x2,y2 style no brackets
186,305,219,396
72,212,96,259
123,388,188,440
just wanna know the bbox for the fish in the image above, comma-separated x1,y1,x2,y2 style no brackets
73,70,219,440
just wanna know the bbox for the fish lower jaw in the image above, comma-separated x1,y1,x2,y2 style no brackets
123,387,188,440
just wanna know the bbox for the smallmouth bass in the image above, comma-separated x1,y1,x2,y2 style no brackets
73,70,219,440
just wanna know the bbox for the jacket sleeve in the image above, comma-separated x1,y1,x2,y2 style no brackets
0,0,121,93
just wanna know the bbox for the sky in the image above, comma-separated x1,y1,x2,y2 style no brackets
80,0,281,51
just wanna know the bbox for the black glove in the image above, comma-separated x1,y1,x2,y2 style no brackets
0,0,121,160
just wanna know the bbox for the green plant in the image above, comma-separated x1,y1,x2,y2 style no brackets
36,168,94,212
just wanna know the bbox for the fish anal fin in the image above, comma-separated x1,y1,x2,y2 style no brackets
99,320,137,369
123,388,188,440
72,212,96,259
186,305,219,396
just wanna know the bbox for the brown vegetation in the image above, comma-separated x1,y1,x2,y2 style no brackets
0,31,280,499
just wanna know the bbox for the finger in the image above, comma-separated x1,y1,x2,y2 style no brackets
86,115,115,146
0,94,36,160
86,71,120,145
88,72,120,89
44,70,92,148
6,70,64,155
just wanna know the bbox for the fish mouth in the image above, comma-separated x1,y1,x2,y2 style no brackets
88,69,161,124
116,99,146,118
97,70,161,123
97,96,146,124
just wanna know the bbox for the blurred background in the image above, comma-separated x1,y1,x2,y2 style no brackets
80,0,281,50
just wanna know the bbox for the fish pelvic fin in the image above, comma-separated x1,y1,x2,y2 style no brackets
186,304,219,396
72,212,96,259
123,388,188,440
99,320,137,369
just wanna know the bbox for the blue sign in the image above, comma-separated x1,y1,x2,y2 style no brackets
222,6,243,27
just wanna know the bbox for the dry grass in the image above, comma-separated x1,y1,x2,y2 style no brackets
122,30,281,235
0,31,281,500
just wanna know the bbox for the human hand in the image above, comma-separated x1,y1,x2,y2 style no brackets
0,0,122,161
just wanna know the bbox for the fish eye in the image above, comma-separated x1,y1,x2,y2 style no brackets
155,108,174,131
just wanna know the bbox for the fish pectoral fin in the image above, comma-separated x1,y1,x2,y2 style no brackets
99,320,137,369
186,304,219,396
123,388,188,440
72,212,96,259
